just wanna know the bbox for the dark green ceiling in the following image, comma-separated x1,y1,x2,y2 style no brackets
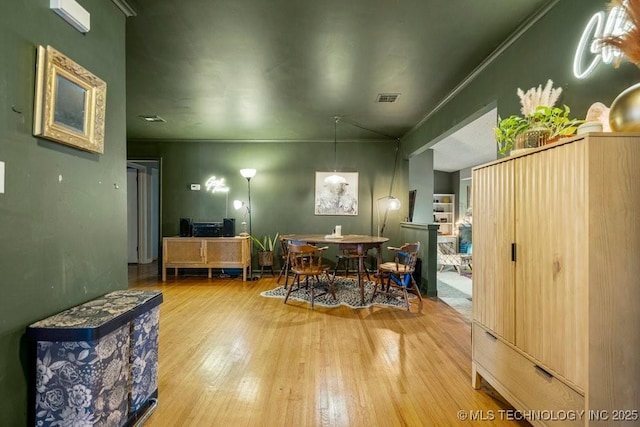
125,0,554,142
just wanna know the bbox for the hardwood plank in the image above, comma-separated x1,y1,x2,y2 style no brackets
129,263,528,426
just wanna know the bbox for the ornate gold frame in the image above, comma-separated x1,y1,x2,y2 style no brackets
33,45,106,154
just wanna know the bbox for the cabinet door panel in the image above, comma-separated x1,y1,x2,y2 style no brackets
205,238,248,267
515,142,588,389
472,161,516,343
165,240,204,263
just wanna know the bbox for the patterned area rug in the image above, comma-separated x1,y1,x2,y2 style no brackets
261,276,415,309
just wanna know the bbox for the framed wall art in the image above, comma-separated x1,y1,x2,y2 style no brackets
314,172,358,215
33,45,107,154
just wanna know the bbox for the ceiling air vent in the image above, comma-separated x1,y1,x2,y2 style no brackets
376,93,400,103
138,115,165,123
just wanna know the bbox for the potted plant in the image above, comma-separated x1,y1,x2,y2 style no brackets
495,80,583,154
530,105,583,141
495,114,529,156
251,233,280,267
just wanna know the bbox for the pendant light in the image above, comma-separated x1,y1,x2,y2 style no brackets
324,116,343,184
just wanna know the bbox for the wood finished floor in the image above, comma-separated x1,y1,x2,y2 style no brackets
129,263,528,426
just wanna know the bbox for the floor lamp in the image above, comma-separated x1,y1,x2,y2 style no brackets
233,200,249,236
377,196,401,237
240,168,257,280
240,168,256,237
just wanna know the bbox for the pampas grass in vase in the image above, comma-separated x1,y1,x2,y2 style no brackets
601,0,640,131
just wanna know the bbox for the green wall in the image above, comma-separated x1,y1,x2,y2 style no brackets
128,139,408,261
402,0,640,156
0,1,127,424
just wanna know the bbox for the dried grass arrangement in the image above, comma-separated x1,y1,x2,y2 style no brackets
601,0,640,66
517,79,562,116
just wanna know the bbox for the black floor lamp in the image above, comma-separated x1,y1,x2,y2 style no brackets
240,168,256,237
377,195,401,237
240,168,259,280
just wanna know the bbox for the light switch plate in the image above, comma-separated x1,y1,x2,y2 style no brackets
0,161,4,194
190,184,200,191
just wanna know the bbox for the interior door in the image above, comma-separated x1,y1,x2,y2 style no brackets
127,167,139,263
472,160,516,343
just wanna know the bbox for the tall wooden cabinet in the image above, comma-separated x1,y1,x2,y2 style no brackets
471,133,640,427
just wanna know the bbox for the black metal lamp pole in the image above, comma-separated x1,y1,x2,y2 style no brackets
246,176,252,238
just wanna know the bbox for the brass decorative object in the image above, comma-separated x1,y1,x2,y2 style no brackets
514,125,551,150
609,82,640,131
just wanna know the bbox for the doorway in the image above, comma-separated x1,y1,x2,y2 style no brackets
429,107,497,320
127,160,160,264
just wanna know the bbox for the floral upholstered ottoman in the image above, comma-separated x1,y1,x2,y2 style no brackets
27,290,162,427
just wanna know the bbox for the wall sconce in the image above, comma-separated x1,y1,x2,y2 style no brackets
377,196,401,237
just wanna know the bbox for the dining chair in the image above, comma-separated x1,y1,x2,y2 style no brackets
277,236,291,286
284,243,336,309
277,237,306,288
333,244,371,281
372,242,422,311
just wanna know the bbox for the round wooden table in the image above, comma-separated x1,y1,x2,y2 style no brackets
281,234,389,305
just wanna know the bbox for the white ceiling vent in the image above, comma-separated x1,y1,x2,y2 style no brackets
376,93,400,103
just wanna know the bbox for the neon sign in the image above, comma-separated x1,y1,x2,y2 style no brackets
573,2,632,79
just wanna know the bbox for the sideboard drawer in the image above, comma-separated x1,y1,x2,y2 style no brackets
473,322,584,427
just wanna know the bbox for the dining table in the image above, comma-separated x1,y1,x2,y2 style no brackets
281,234,390,305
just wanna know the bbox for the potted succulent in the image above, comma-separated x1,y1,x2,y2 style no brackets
251,233,280,268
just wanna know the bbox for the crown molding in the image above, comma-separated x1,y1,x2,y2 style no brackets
111,0,137,17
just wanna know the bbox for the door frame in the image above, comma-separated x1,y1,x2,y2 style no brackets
127,159,162,265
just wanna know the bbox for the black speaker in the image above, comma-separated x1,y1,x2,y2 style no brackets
222,218,235,237
179,218,192,237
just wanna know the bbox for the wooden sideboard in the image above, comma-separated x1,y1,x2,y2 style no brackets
162,236,251,281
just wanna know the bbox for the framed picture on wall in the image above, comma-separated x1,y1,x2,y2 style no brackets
408,189,417,222
33,45,107,154
314,172,358,215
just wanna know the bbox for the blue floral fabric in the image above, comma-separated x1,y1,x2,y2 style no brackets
130,306,159,413
35,325,130,426
29,290,162,427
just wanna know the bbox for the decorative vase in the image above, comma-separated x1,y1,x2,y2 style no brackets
515,125,551,150
609,82,640,131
